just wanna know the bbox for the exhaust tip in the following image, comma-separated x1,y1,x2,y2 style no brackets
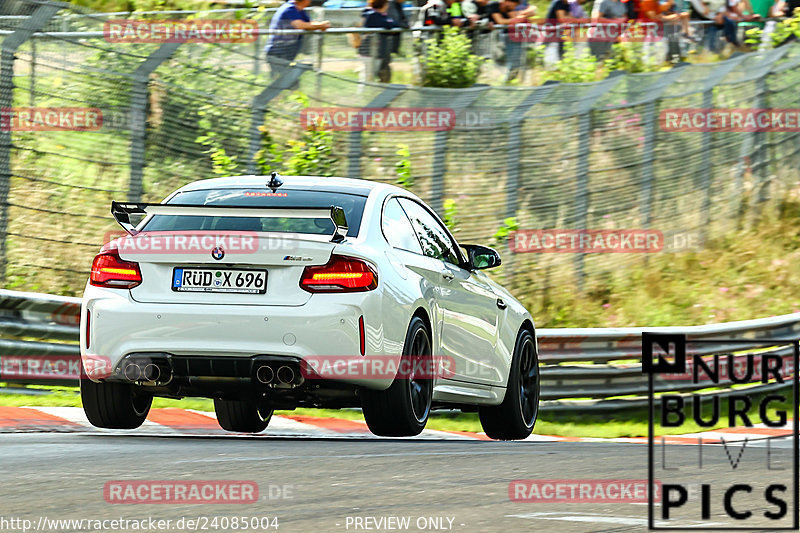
277,365,295,385
123,363,141,381
142,364,161,382
256,365,274,384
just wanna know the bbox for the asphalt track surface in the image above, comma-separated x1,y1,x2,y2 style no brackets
1,426,796,533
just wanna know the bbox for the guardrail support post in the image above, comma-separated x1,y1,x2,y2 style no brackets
246,63,313,175
127,43,181,202
0,3,60,283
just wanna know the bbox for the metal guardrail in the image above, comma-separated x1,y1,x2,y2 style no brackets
0,289,795,411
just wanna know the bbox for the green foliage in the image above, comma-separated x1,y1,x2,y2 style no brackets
545,41,602,83
493,217,518,244
394,144,413,188
282,126,337,176
443,198,458,232
253,126,284,175
420,27,486,88
604,40,663,74
195,106,240,175
745,8,800,48
198,91,337,178
68,0,214,12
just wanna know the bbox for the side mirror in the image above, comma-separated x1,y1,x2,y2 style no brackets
462,244,502,270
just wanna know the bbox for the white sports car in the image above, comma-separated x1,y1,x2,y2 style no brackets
80,174,540,439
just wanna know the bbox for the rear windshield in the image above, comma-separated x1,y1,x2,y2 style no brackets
141,189,368,237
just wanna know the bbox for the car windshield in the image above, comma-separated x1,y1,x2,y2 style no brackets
141,188,368,237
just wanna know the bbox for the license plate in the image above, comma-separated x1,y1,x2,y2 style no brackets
172,268,267,294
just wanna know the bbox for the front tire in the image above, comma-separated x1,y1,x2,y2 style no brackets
361,316,433,437
214,398,273,433
81,379,153,429
479,328,539,440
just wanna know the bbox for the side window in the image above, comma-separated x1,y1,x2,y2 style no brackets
382,198,423,254
397,198,461,266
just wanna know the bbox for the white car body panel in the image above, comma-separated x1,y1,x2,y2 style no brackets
81,175,535,407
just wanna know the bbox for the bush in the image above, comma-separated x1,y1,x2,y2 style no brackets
745,8,800,48
544,40,603,83
604,40,664,74
420,27,485,88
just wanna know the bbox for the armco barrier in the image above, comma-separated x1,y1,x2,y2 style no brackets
0,289,795,411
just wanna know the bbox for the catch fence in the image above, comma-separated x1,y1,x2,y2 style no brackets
0,0,799,304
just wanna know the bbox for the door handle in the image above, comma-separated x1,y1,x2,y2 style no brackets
441,269,454,281
496,298,507,309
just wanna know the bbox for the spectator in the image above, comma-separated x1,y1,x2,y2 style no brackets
359,0,401,82
701,0,760,49
545,0,588,57
418,0,467,26
463,0,494,26
596,0,630,20
569,0,589,17
638,0,694,42
771,0,800,16
487,0,536,80
386,0,410,54
264,0,330,78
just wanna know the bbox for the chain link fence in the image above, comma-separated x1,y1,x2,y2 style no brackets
0,0,799,303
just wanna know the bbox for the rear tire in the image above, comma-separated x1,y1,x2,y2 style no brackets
479,328,539,440
214,398,273,433
81,379,153,429
361,316,433,437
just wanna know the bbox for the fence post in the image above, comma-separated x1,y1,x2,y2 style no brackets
697,56,746,233
127,43,181,203
429,86,488,215
504,83,557,286
246,63,313,175
0,3,60,283
638,66,683,228
572,76,623,291
346,86,404,179
29,36,35,106
253,32,261,77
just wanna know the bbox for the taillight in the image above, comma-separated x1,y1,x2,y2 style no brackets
90,249,142,289
300,255,378,293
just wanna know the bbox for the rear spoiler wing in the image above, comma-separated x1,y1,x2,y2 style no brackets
110,201,349,243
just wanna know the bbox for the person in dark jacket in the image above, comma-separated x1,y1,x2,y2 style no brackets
386,0,410,54
264,0,330,78
359,0,400,82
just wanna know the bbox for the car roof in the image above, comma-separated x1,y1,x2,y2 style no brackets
174,175,395,197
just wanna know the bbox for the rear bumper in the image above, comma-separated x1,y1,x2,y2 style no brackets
81,284,397,390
